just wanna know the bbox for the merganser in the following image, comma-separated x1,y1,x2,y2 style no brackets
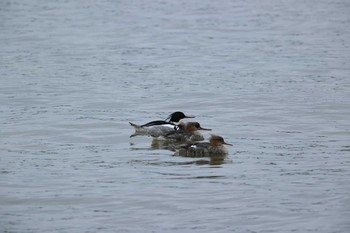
129,111,194,137
175,135,232,157
159,122,211,142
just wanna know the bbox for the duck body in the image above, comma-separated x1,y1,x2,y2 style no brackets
130,121,177,137
129,111,194,137
157,122,211,142
175,135,232,157
176,142,228,157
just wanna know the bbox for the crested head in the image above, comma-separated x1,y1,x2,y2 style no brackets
185,122,211,132
209,134,232,147
166,111,194,123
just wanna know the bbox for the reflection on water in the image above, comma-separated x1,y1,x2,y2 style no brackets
129,156,227,167
150,137,189,150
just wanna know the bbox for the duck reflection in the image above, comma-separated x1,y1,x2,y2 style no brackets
128,155,227,166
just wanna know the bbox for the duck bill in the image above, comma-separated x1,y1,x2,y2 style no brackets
198,127,211,131
223,142,233,146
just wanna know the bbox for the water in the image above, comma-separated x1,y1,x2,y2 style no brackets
1,0,350,232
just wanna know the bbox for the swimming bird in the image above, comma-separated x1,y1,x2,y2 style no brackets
175,134,232,157
129,111,194,137
159,121,211,142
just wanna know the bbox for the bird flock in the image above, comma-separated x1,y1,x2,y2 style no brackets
129,111,232,157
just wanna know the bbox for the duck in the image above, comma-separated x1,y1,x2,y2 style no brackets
175,134,232,157
158,122,211,142
129,111,194,137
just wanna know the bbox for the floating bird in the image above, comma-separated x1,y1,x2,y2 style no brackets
175,134,232,157
158,121,211,142
129,111,194,137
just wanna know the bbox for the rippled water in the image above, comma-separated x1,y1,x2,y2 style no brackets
1,0,350,232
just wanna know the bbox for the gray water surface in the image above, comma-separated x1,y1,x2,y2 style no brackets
1,0,350,232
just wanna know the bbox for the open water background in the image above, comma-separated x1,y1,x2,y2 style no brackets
1,0,350,232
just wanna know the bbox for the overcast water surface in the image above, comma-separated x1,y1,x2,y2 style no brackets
1,0,350,232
